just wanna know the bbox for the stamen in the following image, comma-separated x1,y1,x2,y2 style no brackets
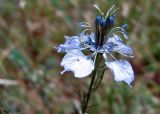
86,52,96,61
107,27,122,36
80,36,93,50
110,30,128,39
80,22,91,26
117,51,134,58
82,29,91,33
93,52,98,64
108,52,117,61
112,44,118,51
109,27,122,32
80,25,91,28
79,22,91,28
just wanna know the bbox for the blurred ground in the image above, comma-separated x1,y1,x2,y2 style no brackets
0,0,160,114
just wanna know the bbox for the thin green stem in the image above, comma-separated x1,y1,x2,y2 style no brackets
82,69,97,113
93,69,105,91
82,54,101,114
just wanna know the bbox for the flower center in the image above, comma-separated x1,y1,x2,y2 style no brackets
95,15,115,48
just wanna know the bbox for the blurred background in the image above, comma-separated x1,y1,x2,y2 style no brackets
0,0,160,114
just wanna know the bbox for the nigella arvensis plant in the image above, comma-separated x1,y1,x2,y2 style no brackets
56,4,134,114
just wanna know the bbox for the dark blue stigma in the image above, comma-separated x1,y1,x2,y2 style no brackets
95,15,115,29
95,15,115,47
95,16,106,28
106,15,115,27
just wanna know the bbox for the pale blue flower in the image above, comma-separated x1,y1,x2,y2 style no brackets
56,6,134,86
57,33,134,86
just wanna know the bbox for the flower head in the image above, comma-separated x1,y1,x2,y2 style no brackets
56,5,134,87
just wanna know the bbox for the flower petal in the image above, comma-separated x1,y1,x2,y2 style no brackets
56,36,82,52
80,32,95,45
101,42,116,53
107,34,133,57
115,43,134,57
56,33,96,52
107,34,123,43
61,50,94,78
105,60,134,86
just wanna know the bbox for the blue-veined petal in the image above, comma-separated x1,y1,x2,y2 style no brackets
61,50,94,78
101,42,116,53
115,43,134,57
80,32,95,44
105,60,134,87
107,34,122,43
56,35,81,52
107,34,133,57
80,33,96,52
56,33,96,52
